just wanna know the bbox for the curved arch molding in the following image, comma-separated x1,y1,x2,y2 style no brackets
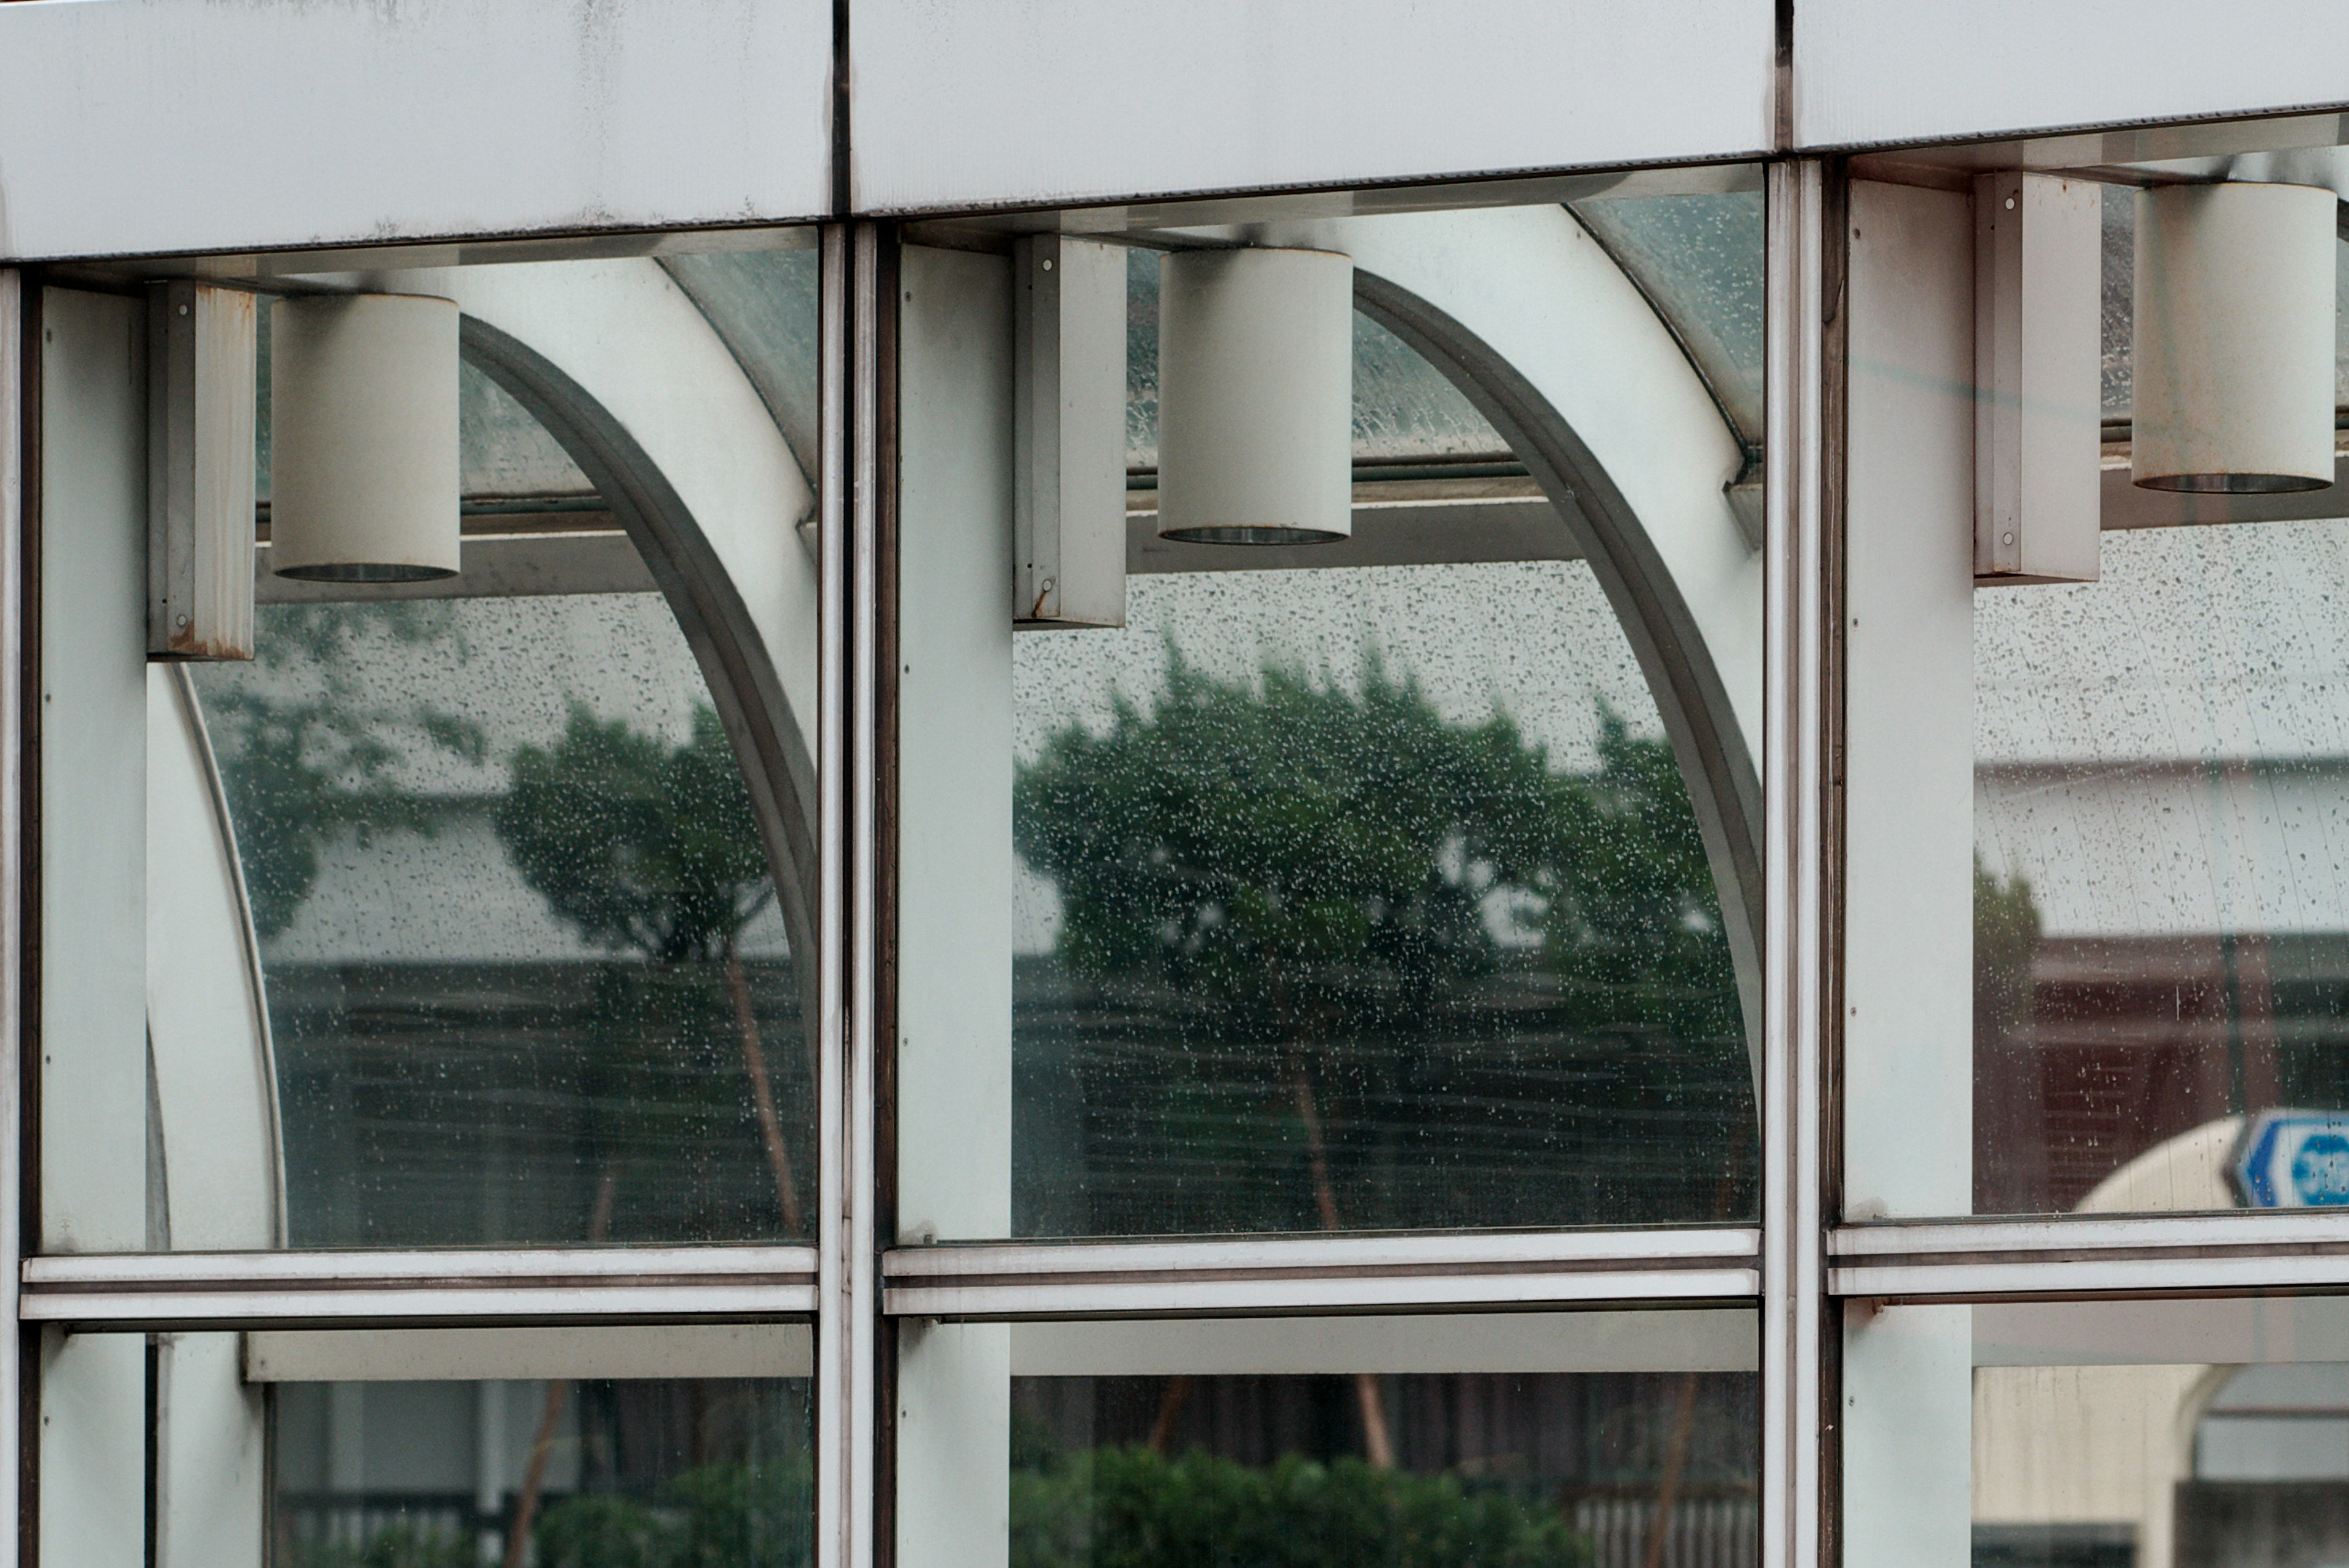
1327,206,1764,1079
433,262,823,1039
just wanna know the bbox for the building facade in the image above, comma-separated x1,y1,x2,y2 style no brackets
5,4,2349,1567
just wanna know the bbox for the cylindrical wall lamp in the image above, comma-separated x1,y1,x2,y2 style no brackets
270,292,462,580
1156,247,1353,544
2132,182,2337,494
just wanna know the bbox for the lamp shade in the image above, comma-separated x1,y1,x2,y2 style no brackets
1156,247,1353,544
270,292,461,580
2132,182,2337,494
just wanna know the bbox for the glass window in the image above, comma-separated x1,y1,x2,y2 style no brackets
902,1312,1757,1568
1846,1295,2349,1568
191,590,811,1249
1842,146,2349,1221
34,1327,813,1568
898,182,1767,1243
37,239,824,1255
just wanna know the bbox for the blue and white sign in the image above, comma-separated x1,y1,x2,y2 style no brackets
2235,1110,2349,1208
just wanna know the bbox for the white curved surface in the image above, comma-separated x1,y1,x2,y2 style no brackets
1275,206,1762,768
2075,1117,2244,1216
423,259,822,770
145,666,280,1251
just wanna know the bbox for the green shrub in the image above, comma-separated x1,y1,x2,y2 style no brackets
531,1458,815,1568
278,1523,476,1568
1012,1445,1592,1568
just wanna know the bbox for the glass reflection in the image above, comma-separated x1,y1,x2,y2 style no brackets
1852,1298,2349,1568
1974,519,2349,1215
193,594,812,1247
1014,562,1754,1235
275,1377,812,1567
1012,1370,1757,1568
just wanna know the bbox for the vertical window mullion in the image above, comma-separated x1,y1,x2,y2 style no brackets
815,218,865,1568
1762,158,1830,1568
1,266,24,1568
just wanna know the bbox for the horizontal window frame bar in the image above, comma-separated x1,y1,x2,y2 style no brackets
1831,1216,2349,1300
882,1228,1759,1319
20,1245,819,1330
1830,1214,2349,1258
1831,1254,2349,1302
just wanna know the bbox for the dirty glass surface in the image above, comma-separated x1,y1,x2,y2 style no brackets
191,589,814,1247
664,246,825,473
1012,560,1756,1235
1974,518,2349,1216
1569,189,1767,447
276,1375,812,1567
1012,1367,1757,1568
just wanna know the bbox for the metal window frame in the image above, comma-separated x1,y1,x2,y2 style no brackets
1762,156,1831,1568
880,1229,1763,1320
35,136,2349,1568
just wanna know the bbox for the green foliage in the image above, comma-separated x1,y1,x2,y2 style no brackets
530,1458,815,1568
1010,1444,1592,1568
278,1523,475,1568
1014,648,1739,1049
1974,855,2043,1041
199,604,485,940
497,704,772,964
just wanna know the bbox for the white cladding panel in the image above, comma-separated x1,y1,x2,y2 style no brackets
848,0,1776,213
0,0,832,261
1799,0,2349,150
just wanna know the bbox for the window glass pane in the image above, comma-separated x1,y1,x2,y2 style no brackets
29,1328,813,1568
899,185,1766,1242
1842,151,2349,1221
1973,521,2349,1215
33,241,823,1255
277,1373,812,1566
1846,1296,2349,1568
193,591,812,1247
1012,563,1753,1235
902,1312,1758,1568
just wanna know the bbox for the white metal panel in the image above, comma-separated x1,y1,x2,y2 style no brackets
245,1324,814,1382
849,0,1776,214
1012,236,1127,627
894,245,1014,1246
1841,182,1976,1221
1010,1311,1760,1377
144,667,279,1251
1841,1303,1973,1568
896,1323,1009,1568
155,1333,264,1568
36,1329,144,1568
40,289,149,1255
1973,174,2101,584
0,0,832,261
894,241,1015,1568
1800,1,2349,151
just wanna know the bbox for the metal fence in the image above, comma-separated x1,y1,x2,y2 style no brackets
1573,1494,1761,1568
